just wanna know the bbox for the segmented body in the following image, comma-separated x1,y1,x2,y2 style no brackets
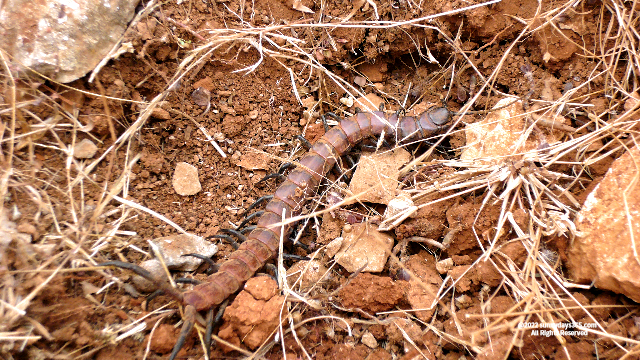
183,108,451,311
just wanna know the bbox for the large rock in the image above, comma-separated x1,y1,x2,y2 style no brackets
0,0,139,83
567,145,640,302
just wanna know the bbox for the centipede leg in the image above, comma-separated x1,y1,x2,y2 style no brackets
169,305,197,360
258,172,285,183
240,225,256,234
219,228,247,243
183,253,219,273
209,234,239,250
321,114,330,132
236,210,264,230
100,261,183,302
277,162,295,174
205,299,228,355
295,135,313,150
244,195,273,214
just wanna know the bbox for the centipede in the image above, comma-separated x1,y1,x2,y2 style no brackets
102,105,453,358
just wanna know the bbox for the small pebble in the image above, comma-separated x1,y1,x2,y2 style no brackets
72,139,98,159
172,162,201,195
361,331,378,348
436,258,454,274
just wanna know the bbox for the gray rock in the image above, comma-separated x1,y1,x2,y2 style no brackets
0,0,139,83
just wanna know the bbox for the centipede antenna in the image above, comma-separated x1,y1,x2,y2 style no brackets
206,299,228,353
209,234,239,250
169,305,197,360
220,228,247,243
101,261,183,302
277,162,295,174
176,278,202,285
240,225,256,234
258,173,285,184
204,307,215,360
237,210,264,229
182,253,218,270
245,194,273,214
321,114,330,132
324,112,342,122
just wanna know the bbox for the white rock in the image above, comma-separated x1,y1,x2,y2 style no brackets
334,223,394,273
73,139,98,159
132,234,218,292
172,162,202,195
460,98,569,163
383,192,415,221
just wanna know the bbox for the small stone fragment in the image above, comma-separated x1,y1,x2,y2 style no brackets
132,259,164,292
191,87,211,107
151,108,171,120
361,331,378,348
353,93,384,112
348,148,411,205
73,139,98,159
287,260,329,290
335,223,394,273
172,162,201,195
357,62,387,83
435,258,454,274
235,150,271,170
383,192,415,221
324,237,343,258
339,96,354,107
354,76,367,87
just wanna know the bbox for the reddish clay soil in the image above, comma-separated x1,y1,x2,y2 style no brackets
3,0,639,359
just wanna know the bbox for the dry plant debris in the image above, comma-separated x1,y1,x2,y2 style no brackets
1,0,640,359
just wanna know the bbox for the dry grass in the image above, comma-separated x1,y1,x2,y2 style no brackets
1,0,640,358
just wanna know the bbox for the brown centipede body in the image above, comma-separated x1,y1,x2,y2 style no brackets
103,105,453,358
182,106,452,311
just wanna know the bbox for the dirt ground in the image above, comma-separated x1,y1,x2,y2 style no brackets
2,0,640,359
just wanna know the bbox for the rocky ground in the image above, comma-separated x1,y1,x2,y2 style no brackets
2,0,640,359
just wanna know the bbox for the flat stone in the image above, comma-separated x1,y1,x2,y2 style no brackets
567,145,640,302
460,98,569,164
172,162,201,195
72,139,98,159
335,223,394,273
348,148,411,205
357,62,387,83
132,234,217,292
0,0,139,83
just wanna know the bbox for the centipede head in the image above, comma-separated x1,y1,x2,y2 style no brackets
428,106,452,126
